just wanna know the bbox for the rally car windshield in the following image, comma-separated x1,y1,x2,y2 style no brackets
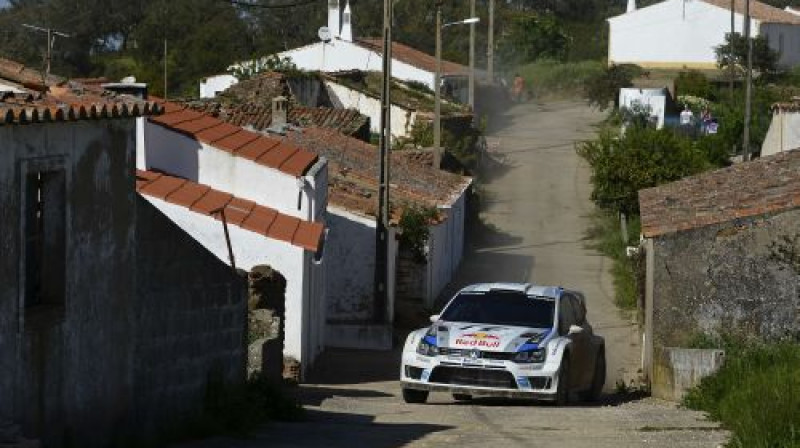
439,291,555,328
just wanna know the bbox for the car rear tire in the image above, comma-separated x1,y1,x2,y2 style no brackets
582,348,606,402
452,393,472,402
555,356,570,406
402,388,429,404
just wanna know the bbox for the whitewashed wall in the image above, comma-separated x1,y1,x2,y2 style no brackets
138,120,327,221
324,80,417,139
423,186,468,308
141,196,324,375
609,0,758,68
200,74,238,99
762,111,800,157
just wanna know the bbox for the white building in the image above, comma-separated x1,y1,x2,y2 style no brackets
761,100,800,157
200,0,468,98
608,0,800,69
136,101,329,378
283,127,472,349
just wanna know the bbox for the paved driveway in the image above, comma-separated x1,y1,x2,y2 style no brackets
176,100,728,448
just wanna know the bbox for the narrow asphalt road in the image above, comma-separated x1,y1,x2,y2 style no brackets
177,100,728,448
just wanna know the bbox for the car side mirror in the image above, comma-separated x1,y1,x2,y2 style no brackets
429,314,440,323
568,325,584,335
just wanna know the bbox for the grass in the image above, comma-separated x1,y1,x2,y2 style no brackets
584,210,642,310
516,59,605,99
683,340,800,448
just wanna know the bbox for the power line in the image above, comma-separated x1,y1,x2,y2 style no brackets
222,0,318,8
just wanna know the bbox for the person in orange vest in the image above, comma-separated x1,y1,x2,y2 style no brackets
511,73,526,103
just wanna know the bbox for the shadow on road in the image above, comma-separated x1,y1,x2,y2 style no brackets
305,347,402,385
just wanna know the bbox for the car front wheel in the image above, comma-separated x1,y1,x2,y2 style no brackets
402,388,429,404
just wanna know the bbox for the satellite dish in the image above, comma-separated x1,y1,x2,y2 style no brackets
318,26,332,43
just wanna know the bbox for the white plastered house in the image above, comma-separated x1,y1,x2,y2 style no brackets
136,101,328,378
608,0,800,69
200,0,468,98
761,100,800,157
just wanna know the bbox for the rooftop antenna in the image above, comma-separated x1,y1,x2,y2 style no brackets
21,23,71,80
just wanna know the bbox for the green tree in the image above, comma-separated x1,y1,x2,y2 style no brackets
715,32,779,75
496,12,569,69
583,63,643,110
576,127,719,215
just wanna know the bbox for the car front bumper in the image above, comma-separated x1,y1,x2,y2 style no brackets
400,350,562,401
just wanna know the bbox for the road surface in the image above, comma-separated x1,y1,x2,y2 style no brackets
177,100,728,448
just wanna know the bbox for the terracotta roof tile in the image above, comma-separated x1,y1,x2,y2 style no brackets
137,170,322,251
356,39,468,76
149,101,318,177
238,137,280,160
190,189,232,215
269,214,300,243
139,175,186,199
701,0,800,25
281,150,319,177
258,142,298,169
241,206,278,235
195,121,241,144
639,149,800,238
282,127,472,220
172,115,221,134
214,129,261,153
166,182,210,208
293,221,324,251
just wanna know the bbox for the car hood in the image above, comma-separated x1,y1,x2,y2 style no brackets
432,321,554,352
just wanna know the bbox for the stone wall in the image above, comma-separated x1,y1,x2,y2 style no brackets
652,209,800,347
133,197,248,441
396,248,426,300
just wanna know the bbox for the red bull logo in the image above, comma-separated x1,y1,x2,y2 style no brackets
455,332,501,348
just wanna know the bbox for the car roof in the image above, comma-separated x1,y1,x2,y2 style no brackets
458,283,563,299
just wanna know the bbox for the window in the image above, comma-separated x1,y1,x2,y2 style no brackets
23,164,66,310
440,292,555,329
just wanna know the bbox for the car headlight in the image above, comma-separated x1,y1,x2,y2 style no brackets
513,348,546,363
416,333,438,356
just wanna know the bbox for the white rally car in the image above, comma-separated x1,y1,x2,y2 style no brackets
400,283,605,404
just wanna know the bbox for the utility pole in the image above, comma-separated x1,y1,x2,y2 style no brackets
468,0,476,110
488,0,495,82
434,1,442,168
163,39,168,100
21,24,70,79
743,0,753,162
373,0,393,324
729,0,734,98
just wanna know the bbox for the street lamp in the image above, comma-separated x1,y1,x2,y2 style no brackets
434,7,480,168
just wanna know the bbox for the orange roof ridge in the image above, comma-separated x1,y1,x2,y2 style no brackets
149,101,318,177
136,169,324,252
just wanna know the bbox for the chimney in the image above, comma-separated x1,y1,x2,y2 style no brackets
627,0,636,13
328,0,341,39
340,1,353,42
271,96,288,129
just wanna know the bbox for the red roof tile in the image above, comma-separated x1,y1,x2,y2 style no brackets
639,149,800,238
269,214,300,243
700,0,800,25
190,189,232,215
258,142,298,169
137,169,322,252
356,39,468,76
139,175,186,199
214,129,261,153
149,101,318,177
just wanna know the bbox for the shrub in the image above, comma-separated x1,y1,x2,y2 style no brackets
516,59,605,98
675,70,714,100
583,63,644,110
399,206,439,263
684,341,800,448
576,126,716,215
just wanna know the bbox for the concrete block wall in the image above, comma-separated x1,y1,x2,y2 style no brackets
651,209,800,348
133,197,247,439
